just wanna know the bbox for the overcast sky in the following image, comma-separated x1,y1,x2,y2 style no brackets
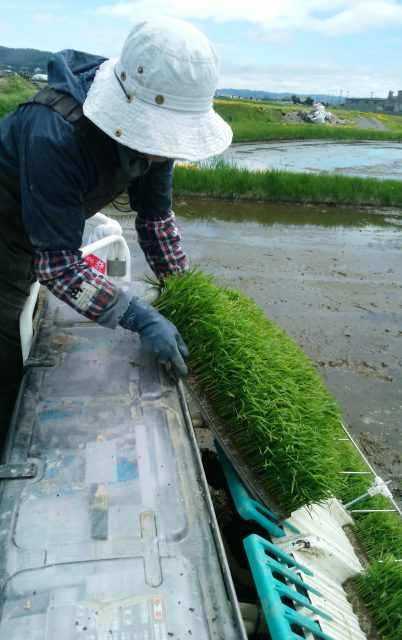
1,0,402,98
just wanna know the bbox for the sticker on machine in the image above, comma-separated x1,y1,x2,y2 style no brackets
85,431,140,485
45,596,168,639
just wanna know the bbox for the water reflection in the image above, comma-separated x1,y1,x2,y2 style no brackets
173,197,402,230
222,140,402,180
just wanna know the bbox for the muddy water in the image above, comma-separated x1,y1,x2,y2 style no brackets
223,140,402,179
101,198,402,499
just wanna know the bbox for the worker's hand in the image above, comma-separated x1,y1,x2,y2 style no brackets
119,297,189,376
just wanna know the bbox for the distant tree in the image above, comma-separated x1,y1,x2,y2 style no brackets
291,94,301,104
303,96,314,106
0,46,53,74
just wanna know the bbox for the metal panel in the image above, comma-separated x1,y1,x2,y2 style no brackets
0,293,246,640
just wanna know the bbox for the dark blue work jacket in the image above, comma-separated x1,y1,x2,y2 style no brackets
0,49,174,253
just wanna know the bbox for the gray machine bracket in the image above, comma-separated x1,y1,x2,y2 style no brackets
0,463,37,480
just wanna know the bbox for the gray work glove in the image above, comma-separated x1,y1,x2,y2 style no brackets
119,297,189,376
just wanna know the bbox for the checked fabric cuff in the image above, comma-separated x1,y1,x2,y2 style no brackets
135,210,189,280
34,249,119,324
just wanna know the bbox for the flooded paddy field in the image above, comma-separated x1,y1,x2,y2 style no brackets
223,140,402,179
101,197,402,503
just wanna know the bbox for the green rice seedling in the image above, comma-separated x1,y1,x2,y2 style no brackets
336,437,373,503
156,268,402,637
173,160,402,207
156,269,344,513
156,269,402,556
351,495,402,561
354,556,402,639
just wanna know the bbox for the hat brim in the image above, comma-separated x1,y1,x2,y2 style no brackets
83,59,232,162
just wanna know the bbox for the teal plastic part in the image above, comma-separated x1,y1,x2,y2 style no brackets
244,534,335,640
216,442,299,538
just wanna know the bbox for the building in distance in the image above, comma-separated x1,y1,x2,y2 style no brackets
345,90,402,113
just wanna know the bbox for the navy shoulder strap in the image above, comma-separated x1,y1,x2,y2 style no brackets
24,86,83,125
23,86,109,171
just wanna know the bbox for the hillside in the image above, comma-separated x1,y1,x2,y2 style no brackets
217,87,340,104
0,46,53,73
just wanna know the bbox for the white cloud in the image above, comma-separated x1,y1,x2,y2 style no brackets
31,13,68,24
91,0,296,23
309,1,402,36
1,2,65,10
250,29,292,45
219,57,400,97
91,0,402,36
86,0,402,96
82,25,131,56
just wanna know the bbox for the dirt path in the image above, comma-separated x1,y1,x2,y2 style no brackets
354,115,390,130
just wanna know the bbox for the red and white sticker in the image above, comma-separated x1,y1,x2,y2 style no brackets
152,599,164,620
84,254,106,274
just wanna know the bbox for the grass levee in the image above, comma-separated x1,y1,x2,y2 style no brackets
214,98,402,143
0,76,36,119
174,159,402,207
172,99,402,207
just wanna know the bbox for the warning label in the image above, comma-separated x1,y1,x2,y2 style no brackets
45,596,168,640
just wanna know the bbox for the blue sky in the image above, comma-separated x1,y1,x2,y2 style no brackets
1,0,402,98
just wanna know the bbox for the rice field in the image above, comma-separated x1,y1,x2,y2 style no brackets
174,159,402,206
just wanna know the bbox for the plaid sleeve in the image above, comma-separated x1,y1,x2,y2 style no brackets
34,249,119,323
135,210,189,280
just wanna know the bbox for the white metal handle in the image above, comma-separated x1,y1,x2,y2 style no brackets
19,281,41,363
80,234,128,262
20,228,131,364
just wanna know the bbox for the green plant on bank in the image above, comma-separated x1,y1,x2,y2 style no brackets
0,76,36,119
354,556,402,639
173,159,402,207
227,121,402,143
213,98,402,143
156,269,402,638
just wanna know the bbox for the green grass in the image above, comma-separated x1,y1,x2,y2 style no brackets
0,76,36,118
174,159,402,207
214,98,402,143
227,121,402,143
354,556,402,639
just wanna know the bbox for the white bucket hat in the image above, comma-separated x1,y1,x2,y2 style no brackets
83,17,233,161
